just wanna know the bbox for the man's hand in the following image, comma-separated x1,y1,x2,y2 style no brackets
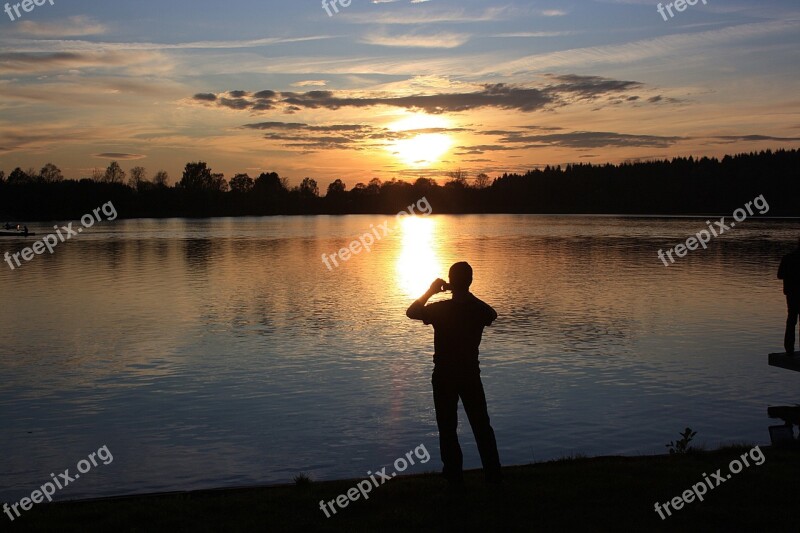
428,278,447,295
407,278,447,320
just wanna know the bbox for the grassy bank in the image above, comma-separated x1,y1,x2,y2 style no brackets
12,446,799,532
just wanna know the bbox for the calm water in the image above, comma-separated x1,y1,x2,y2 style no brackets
1,214,799,502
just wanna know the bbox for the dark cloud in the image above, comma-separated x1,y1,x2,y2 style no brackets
218,98,250,110
518,125,564,131
499,131,683,148
647,95,681,104
0,51,147,74
543,74,643,101
454,144,520,155
193,93,217,101
192,75,653,115
240,121,468,152
243,122,372,133
92,152,146,160
713,134,800,142
243,122,309,130
277,84,552,114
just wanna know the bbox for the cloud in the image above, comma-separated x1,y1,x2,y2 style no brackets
13,16,108,37
292,80,328,87
539,9,568,16
454,144,520,155
0,51,165,75
345,6,515,24
544,74,643,101
361,31,471,49
238,121,467,152
193,75,645,115
712,134,800,143
497,131,684,148
93,153,147,160
4,35,333,54
485,19,800,74
493,31,578,38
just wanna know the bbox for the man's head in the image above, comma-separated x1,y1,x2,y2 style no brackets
448,262,473,291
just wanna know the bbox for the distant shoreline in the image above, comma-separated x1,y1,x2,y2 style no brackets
2,149,799,221
8,213,800,225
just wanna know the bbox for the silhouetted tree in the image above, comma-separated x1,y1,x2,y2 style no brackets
153,170,169,188
446,168,468,188
414,177,436,189
39,163,63,183
128,166,148,190
230,173,254,193
179,162,214,190
299,177,319,197
254,172,286,196
366,177,382,195
211,173,229,193
474,173,490,189
326,179,346,197
8,167,33,185
103,161,126,184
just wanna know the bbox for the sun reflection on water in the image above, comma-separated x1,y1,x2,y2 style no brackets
395,216,443,298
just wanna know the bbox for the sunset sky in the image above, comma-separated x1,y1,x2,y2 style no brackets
1,0,798,189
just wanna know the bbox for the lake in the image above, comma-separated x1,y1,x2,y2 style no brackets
1,214,799,502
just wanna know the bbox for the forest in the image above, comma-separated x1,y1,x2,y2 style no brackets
0,149,797,220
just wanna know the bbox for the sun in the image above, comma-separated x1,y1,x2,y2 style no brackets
387,115,454,167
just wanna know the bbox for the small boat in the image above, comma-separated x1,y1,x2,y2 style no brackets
1,224,35,237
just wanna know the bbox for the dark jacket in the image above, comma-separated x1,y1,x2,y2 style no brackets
418,294,497,368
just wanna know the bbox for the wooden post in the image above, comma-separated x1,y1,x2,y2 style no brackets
769,353,800,373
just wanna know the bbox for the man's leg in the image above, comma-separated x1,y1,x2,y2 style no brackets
432,368,463,483
786,295,799,354
459,371,502,482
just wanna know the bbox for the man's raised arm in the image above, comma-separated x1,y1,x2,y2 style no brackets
406,278,446,320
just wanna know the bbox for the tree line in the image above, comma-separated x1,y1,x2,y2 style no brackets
0,149,798,220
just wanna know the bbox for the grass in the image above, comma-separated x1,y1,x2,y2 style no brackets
11,445,799,532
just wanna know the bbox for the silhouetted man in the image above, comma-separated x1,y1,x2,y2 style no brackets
406,262,502,484
778,237,800,354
